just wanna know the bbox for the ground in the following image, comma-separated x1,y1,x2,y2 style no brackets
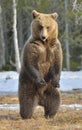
0,91,82,130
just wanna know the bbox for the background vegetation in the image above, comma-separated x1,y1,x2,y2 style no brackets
0,0,82,71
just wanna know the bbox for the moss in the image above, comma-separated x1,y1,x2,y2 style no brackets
1,63,16,71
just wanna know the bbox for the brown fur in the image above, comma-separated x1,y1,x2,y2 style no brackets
18,10,63,119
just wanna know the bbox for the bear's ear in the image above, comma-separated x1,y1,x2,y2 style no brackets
32,10,39,19
51,13,58,20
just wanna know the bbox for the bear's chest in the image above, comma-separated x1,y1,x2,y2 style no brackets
39,46,54,63
37,44,55,75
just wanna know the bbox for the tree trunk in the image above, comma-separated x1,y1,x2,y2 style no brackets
18,9,23,51
0,4,5,69
64,0,70,71
12,0,21,72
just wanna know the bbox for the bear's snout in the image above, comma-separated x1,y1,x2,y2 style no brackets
41,36,46,41
40,28,48,42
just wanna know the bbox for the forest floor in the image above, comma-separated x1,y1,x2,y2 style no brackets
0,91,82,130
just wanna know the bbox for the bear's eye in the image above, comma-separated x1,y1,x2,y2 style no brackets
38,25,43,30
47,26,51,31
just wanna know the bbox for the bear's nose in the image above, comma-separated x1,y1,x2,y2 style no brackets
42,36,46,40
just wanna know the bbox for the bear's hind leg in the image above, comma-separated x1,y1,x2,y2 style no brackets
18,83,37,119
19,95,38,119
44,87,60,118
19,98,34,119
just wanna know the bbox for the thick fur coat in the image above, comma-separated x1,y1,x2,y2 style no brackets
18,10,63,119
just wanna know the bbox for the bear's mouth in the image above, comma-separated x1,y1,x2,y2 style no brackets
41,39,47,43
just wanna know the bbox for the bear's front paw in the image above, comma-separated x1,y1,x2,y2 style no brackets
36,79,47,87
51,80,60,88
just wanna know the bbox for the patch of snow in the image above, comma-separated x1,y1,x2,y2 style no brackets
0,71,82,94
0,71,18,79
0,104,82,111
0,71,18,94
60,71,82,91
0,104,19,110
61,104,82,110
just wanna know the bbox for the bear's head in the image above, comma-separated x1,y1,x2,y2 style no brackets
31,10,58,42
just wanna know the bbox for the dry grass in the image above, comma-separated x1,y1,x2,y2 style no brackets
0,91,82,130
0,91,82,105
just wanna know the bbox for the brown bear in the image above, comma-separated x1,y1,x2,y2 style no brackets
18,10,63,119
